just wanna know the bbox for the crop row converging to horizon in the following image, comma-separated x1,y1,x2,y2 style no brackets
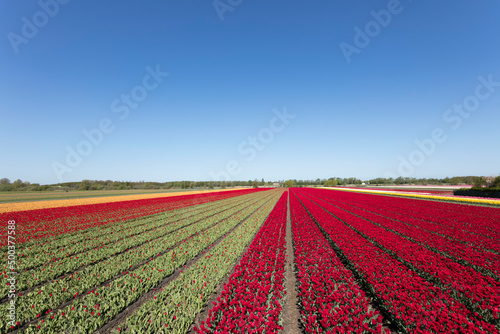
1,187,499,333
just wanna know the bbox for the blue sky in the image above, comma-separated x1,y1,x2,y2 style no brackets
1,0,499,184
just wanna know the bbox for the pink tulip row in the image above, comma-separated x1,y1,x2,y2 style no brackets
302,189,500,327
293,189,498,333
356,187,453,195
195,191,288,334
290,191,388,333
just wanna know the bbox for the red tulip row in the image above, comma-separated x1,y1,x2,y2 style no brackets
0,189,265,246
320,188,500,241
293,188,498,333
195,191,288,334
289,191,387,334
318,194,500,279
302,189,500,327
312,188,500,254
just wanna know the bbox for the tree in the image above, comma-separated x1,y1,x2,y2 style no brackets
0,178,10,185
473,177,485,188
284,180,295,188
395,177,404,185
324,179,338,187
492,176,500,188
12,179,24,189
79,180,92,190
189,181,195,189
252,180,259,188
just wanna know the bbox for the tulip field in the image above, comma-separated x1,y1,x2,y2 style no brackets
1,187,500,333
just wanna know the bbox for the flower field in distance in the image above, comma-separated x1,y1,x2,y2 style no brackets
1,188,500,333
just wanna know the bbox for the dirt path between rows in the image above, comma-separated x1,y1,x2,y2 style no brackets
282,191,302,334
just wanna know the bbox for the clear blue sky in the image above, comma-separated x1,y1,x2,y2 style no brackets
1,1,499,184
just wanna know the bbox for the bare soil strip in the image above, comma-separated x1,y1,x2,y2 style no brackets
282,191,302,334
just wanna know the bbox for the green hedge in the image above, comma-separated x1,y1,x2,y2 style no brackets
454,187,500,198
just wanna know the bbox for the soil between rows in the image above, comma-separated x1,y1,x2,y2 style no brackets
282,191,302,334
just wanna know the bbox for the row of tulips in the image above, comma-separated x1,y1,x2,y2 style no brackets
318,193,500,279
122,190,284,334
293,188,498,333
0,189,264,247
323,188,500,241
313,188,500,254
1,191,263,297
334,187,500,208
1,191,277,332
356,188,453,194
289,191,387,333
17,190,280,333
195,191,288,334
303,189,500,328
6,191,249,269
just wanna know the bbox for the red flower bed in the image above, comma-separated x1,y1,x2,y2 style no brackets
290,191,386,333
321,195,500,277
315,188,500,250
293,188,499,333
195,191,288,334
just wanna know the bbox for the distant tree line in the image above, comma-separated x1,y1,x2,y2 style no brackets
367,176,490,186
0,178,49,191
283,175,500,188
0,178,275,192
1,175,498,192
